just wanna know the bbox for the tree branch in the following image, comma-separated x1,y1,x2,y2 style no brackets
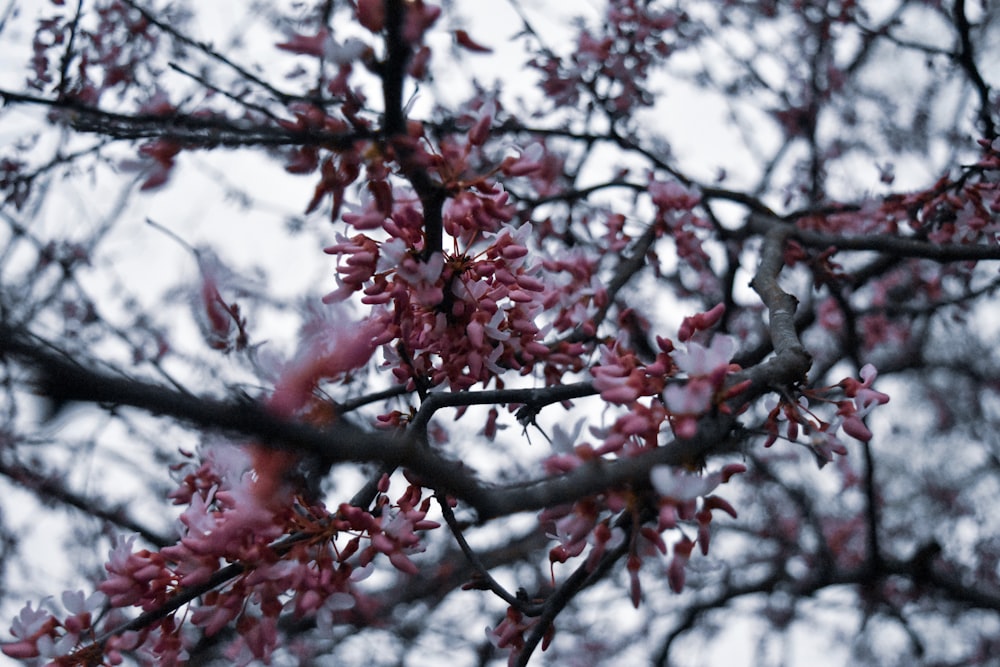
0,88,373,148
411,382,596,433
953,0,996,140
118,0,303,106
436,492,541,613
378,0,448,260
741,225,812,392
516,525,631,667
0,459,171,547
784,223,1000,263
0,326,746,522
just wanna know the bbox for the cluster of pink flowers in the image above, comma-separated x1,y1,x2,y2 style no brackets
764,364,890,465
1,301,437,665
187,250,249,353
591,336,673,405
4,454,441,665
3,591,116,665
325,207,551,391
529,0,687,114
313,100,582,394
542,496,624,573
502,306,750,660
650,465,745,563
514,297,891,664
649,179,718,294
589,304,750,443
799,141,1000,244
30,0,157,101
266,313,384,417
0,0,946,664
487,459,745,664
537,246,606,343
795,139,1000,354
540,308,739,536
486,605,553,664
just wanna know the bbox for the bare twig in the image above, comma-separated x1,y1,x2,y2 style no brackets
0,88,373,148
953,0,996,139
436,492,542,613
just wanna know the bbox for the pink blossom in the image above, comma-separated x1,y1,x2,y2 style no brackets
501,143,544,177
842,363,891,414
664,379,713,417
650,464,746,501
839,416,872,443
275,29,329,56
193,249,242,351
673,335,736,376
60,590,105,634
677,304,726,342
667,536,695,593
649,179,701,211
3,601,57,659
342,193,388,230
469,101,495,146
268,314,382,417
402,0,441,44
831,364,890,444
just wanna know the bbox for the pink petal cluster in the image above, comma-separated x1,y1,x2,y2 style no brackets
528,0,686,114
663,334,742,439
487,605,553,666
189,249,251,353
539,248,606,342
836,363,890,442
268,314,383,418
28,457,442,665
591,335,674,405
650,463,745,591
763,364,891,465
2,591,119,664
326,200,551,391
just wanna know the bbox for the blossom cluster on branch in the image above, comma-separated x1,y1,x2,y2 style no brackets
2,0,1000,665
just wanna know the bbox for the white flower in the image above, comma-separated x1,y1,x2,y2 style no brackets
10,601,52,639
61,590,106,616
551,418,586,454
673,335,736,376
650,466,721,500
663,380,713,415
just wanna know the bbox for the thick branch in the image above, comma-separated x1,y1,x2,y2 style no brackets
377,0,447,259
0,327,744,521
741,226,812,392
477,415,744,520
787,224,1000,263
0,326,478,500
